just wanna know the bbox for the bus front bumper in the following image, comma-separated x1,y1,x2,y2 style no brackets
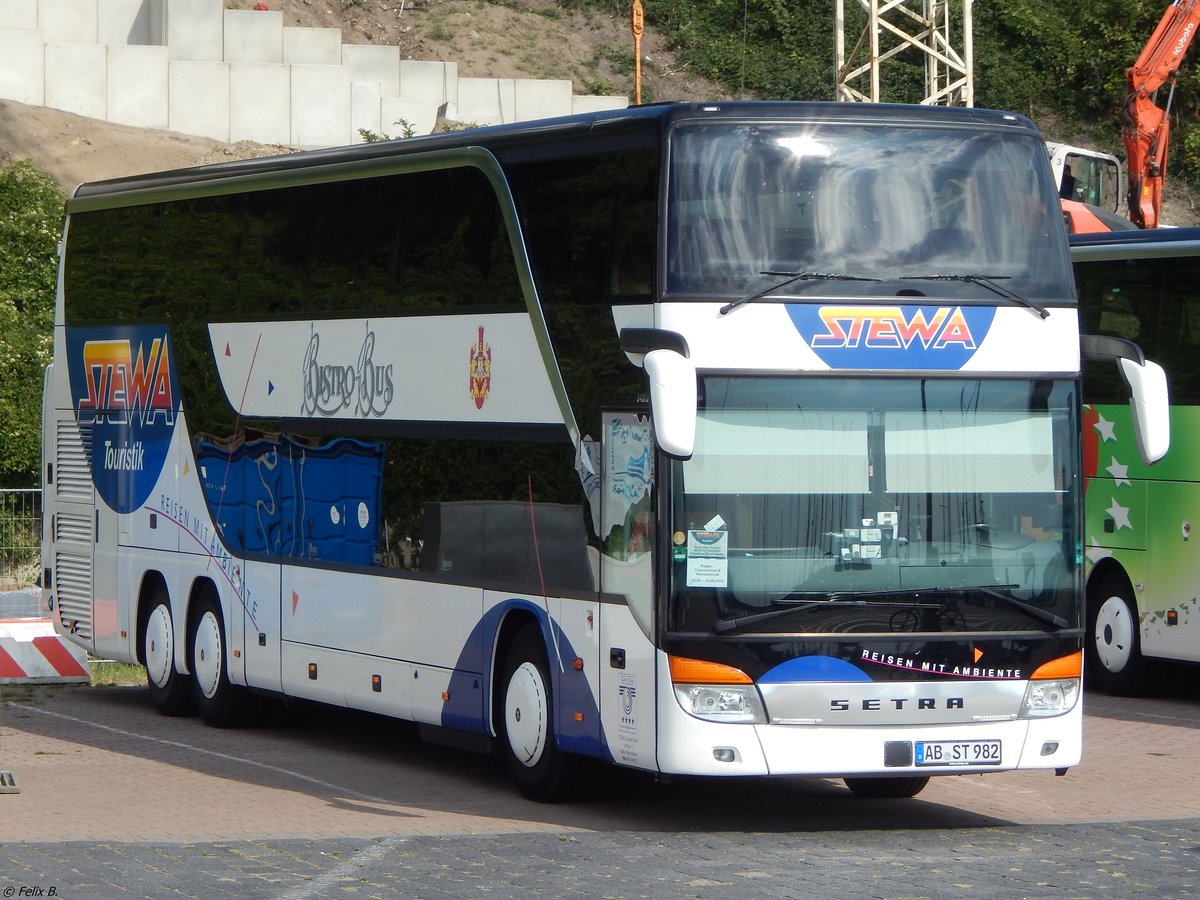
655,675,1082,779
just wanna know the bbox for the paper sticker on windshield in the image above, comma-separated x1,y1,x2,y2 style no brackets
687,529,728,587
787,305,996,370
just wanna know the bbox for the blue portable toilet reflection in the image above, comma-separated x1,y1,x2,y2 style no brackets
195,435,384,565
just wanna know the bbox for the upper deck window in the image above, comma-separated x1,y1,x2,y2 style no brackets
666,123,1073,304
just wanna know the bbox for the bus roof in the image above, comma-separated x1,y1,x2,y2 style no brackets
1070,226,1200,260
69,101,1041,205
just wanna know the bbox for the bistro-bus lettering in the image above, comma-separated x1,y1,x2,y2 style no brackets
811,306,977,350
301,328,395,418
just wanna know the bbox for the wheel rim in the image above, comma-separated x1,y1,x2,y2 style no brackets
192,610,224,700
1094,594,1134,674
505,661,548,768
145,603,173,689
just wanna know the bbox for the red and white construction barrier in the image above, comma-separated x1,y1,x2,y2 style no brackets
0,619,89,684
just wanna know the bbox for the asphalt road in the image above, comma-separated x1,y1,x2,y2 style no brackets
0,674,1197,898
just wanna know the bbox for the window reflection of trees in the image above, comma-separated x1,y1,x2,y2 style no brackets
62,136,680,596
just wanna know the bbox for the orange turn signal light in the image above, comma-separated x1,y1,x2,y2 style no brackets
1030,650,1082,680
668,655,752,685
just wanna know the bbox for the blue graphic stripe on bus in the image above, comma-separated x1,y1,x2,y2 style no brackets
443,600,604,759
65,325,181,514
786,304,997,370
758,655,872,683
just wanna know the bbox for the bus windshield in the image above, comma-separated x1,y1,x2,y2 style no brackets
667,377,1080,635
667,123,1073,302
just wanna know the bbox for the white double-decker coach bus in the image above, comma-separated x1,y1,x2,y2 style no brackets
41,102,1169,801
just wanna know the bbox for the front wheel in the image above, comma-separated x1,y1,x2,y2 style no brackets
498,624,586,802
188,593,259,727
1087,573,1147,696
844,776,930,799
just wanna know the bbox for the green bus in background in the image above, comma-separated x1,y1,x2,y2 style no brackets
1073,228,1200,694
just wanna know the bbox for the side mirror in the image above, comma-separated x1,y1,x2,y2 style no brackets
1082,335,1170,466
1118,357,1170,465
643,349,696,459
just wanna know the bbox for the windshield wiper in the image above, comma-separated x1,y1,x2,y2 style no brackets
898,273,1049,319
841,584,1068,629
713,593,942,634
855,584,1068,629
712,584,1068,634
714,600,825,634
720,270,881,316
975,585,1070,629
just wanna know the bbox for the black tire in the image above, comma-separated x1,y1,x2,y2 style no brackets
143,586,193,717
844,776,930,799
187,592,259,727
497,624,586,802
1086,572,1147,696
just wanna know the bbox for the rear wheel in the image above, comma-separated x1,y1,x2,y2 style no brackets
188,593,259,727
498,624,586,802
143,587,192,716
1087,573,1147,696
843,776,930,799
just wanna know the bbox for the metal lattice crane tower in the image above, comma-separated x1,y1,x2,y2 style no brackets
835,0,974,106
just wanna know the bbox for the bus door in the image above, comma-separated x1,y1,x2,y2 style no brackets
597,411,658,771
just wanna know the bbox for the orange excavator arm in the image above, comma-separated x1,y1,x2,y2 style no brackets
1123,0,1200,228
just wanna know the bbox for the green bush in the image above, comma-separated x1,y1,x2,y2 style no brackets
0,161,63,485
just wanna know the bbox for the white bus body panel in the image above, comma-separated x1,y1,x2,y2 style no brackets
207,314,565,427
279,566,483,718
656,304,1081,375
242,560,282,694
597,598,658,771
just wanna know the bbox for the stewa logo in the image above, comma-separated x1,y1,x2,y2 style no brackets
300,326,395,418
78,337,174,426
787,304,996,370
67,327,181,515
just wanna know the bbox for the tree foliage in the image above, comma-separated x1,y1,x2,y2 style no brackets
617,0,1200,192
0,160,62,485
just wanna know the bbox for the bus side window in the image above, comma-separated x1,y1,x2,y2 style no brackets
1167,256,1200,405
506,149,657,305
1077,259,1140,405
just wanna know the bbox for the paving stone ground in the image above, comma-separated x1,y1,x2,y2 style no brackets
1,823,1198,899
0,678,1197,897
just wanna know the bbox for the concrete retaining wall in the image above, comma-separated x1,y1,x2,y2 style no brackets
0,0,628,150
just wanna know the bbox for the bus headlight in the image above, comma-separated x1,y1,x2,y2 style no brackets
1020,678,1079,717
668,654,766,724
674,684,767,724
1020,651,1082,718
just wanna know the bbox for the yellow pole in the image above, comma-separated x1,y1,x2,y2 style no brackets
631,0,644,105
